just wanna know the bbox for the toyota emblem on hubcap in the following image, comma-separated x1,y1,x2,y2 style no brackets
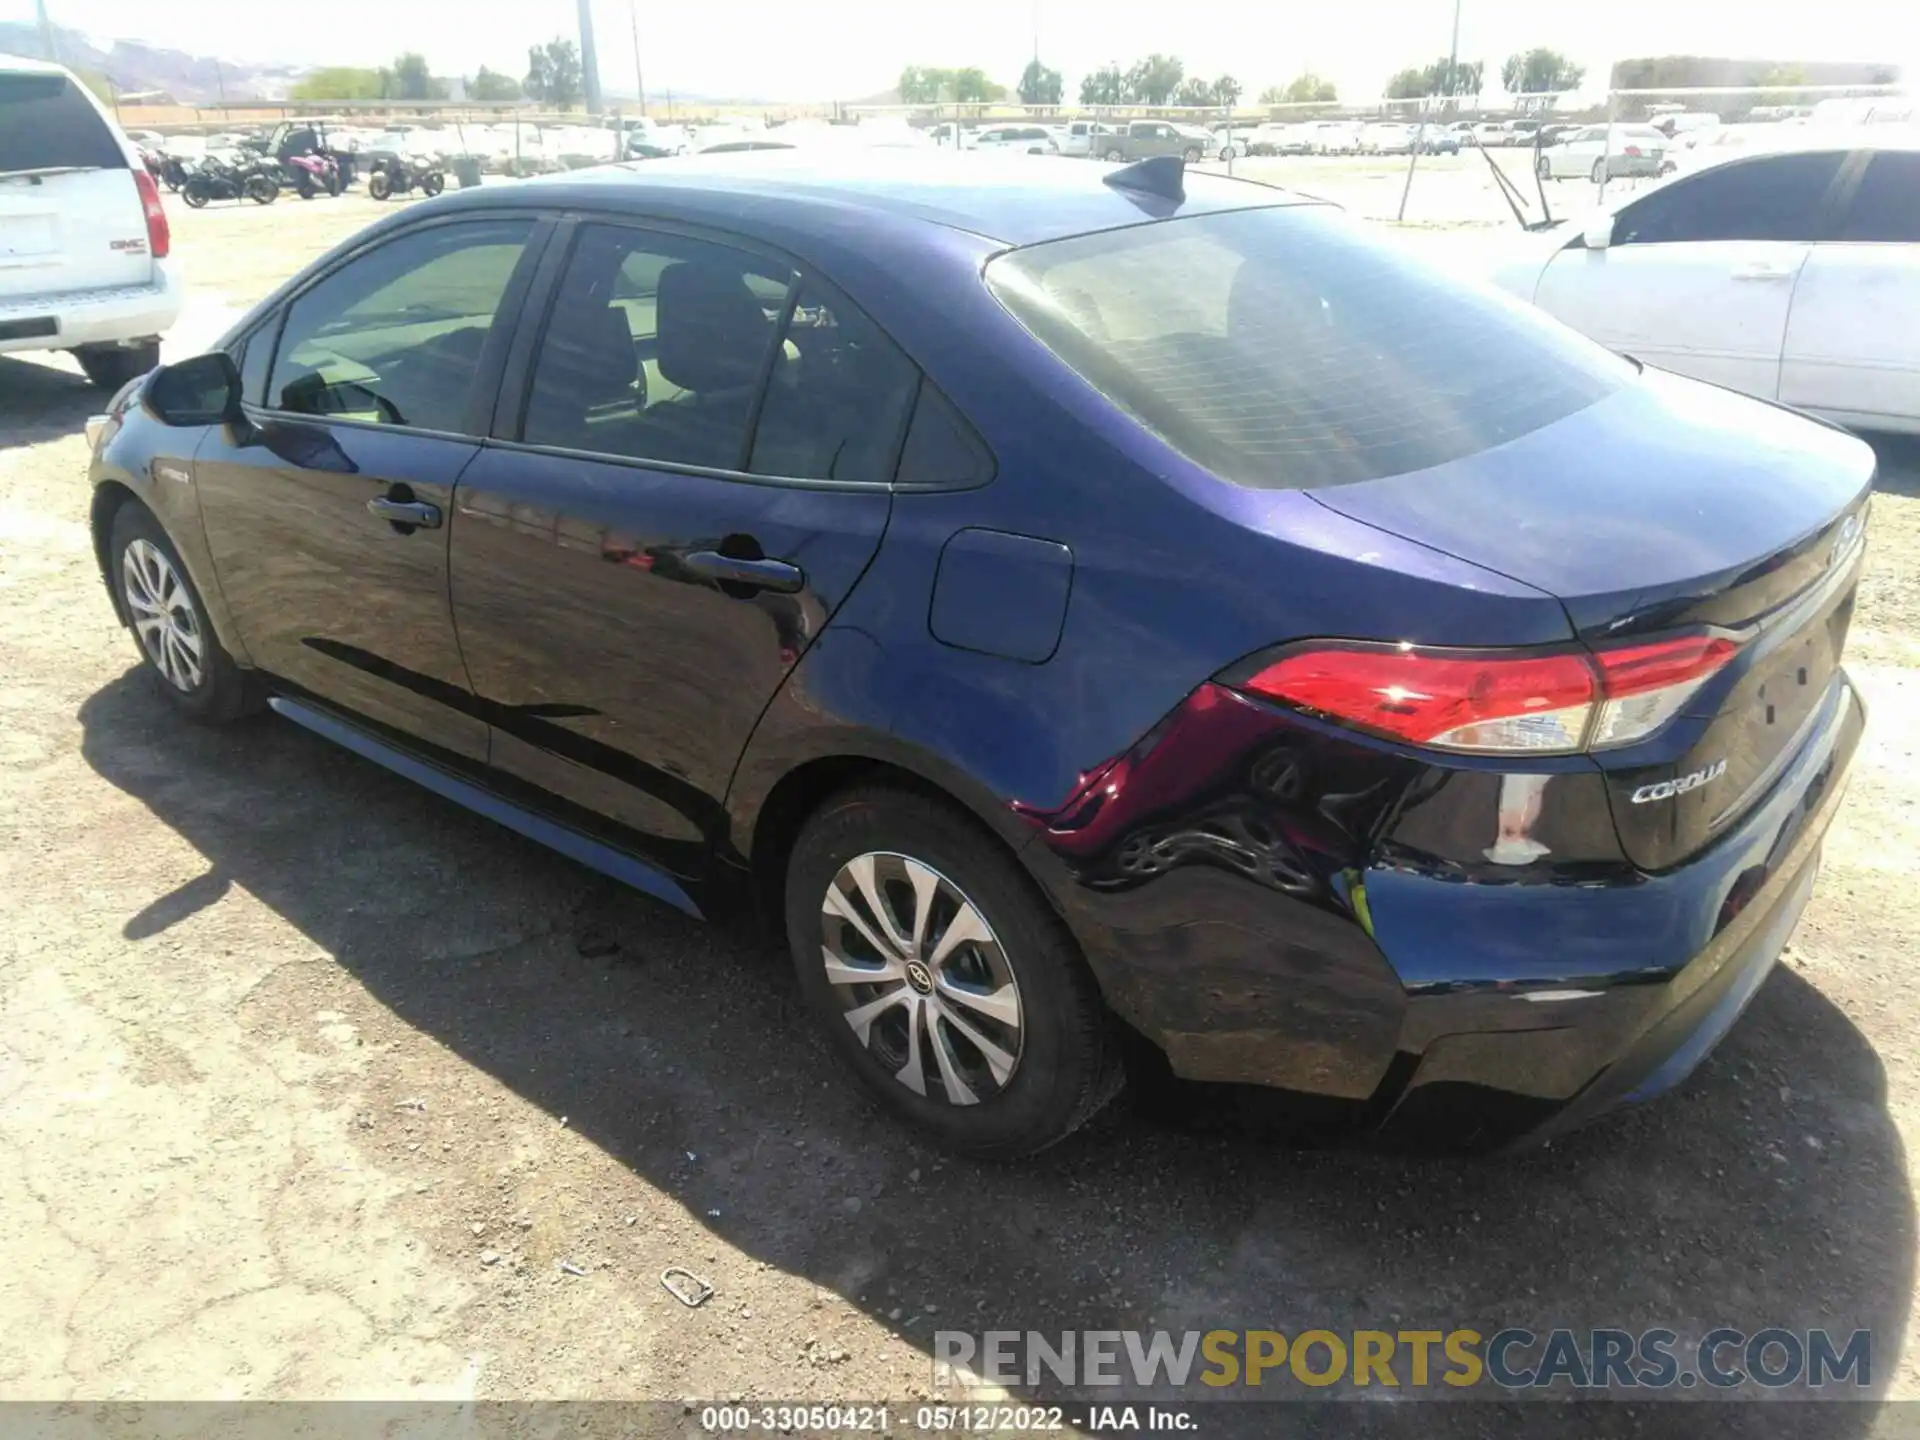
905,959,935,994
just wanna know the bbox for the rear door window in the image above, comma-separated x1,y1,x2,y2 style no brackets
987,204,1629,490
1612,152,1846,245
0,72,127,172
1837,152,1920,243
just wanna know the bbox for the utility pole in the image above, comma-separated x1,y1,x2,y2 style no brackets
577,0,604,116
36,0,57,61
628,0,645,115
1397,0,1461,221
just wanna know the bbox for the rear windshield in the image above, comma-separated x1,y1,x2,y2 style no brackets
0,72,127,174
986,205,1630,489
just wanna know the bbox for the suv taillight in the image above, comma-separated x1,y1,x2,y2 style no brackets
1237,636,1738,755
133,168,170,260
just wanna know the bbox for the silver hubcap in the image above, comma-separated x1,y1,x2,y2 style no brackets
122,538,204,692
820,852,1024,1106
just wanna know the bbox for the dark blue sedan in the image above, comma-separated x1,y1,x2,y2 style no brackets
87,151,1871,1156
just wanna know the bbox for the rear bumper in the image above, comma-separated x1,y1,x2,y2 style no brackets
1370,671,1863,1150
0,260,184,356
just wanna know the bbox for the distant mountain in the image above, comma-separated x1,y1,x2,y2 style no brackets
0,21,304,102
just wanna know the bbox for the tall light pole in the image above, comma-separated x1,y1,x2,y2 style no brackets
628,0,646,115
577,0,604,115
36,0,56,61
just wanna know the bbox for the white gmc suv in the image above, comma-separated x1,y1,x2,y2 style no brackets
1,53,183,389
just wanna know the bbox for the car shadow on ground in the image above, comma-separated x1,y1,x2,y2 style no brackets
78,669,1910,1436
1869,433,1920,500
0,353,104,445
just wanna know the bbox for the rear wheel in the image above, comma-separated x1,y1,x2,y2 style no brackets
296,175,316,199
369,170,393,201
1536,155,1552,180
1183,146,1202,163
108,504,260,723
181,175,212,208
1103,147,1125,162
785,786,1122,1157
76,341,159,390
246,174,278,204
421,170,445,197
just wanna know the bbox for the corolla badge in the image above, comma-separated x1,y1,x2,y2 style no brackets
1631,759,1727,804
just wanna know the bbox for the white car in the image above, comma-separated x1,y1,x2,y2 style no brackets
1,55,181,389
1489,138,1920,433
1357,122,1417,155
971,125,1058,155
1056,120,1114,158
1535,124,1668,182
1305,120,1363,154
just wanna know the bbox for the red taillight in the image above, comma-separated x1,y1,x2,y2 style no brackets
1239,635,1738,755
1624,145,1642,157
133,168,170,260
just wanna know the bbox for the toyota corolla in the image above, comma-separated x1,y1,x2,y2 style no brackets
86,152,1870,1156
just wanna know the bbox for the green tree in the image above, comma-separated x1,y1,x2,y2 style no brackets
1387,57,1482,101
1080,63,1126,105
470,66,521,102
898,65,936,103
1385,67,1427,100
951,67,1004,103
526,38,582,109
1503,47,1584,95
1275,71,1337,104
1124,53,1184,105
1018,58,1063,107
1213,75,1242,107
291,66,388,101
1173,77,1212,107
388,52,446,101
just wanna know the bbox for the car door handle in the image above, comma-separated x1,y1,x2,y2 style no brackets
366,497,442,528
682,551,805,594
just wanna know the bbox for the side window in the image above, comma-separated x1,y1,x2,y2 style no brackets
265,219,533,432
1838,153,1920,243
237,319,276,404
894,382,994,490
1613,152,1844,246
749,280,920,483
521,223,791,471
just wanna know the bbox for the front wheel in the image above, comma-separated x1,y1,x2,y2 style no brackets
181,175,212,208
368,171,393,201
246,174,278,204
1103,147,1125,162
296,176,316,199
108,504,261,723
1218,145,1236,161
1591,158,1609,185
786,787,1122,1158
1183,147,1202,163
420,170,445,197
1537,155,1552,180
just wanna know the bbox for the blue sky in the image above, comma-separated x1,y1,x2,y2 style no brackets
12,0,1917,102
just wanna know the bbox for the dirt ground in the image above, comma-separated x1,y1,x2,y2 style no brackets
4,180,1920,1436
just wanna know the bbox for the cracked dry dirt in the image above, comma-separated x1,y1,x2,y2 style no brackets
3,191,1920,1439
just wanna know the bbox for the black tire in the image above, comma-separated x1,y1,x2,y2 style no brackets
325,170,341,196
76,341,159,390
785,785,1122,1158
1219,145,1236,161
1591,158,1608,185
181,175,212,209
1537,155,1552,180
247,174,278,204
1183,146,1202,163
297,176,316,199
107,502,261,724
420,170,445,197
369,171,393,201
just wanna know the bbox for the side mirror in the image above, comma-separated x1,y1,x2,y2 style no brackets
1582,213,1615,251
144,351,243,428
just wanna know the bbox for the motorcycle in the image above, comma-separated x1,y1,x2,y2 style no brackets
283,150,341,199
366,154,445,201
180,156,280,208
157,153,194,192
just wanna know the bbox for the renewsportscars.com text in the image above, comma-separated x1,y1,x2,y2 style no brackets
934,1327,1872,1392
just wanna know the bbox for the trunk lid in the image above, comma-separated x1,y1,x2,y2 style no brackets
1,67,153,308
1310,370,1875,870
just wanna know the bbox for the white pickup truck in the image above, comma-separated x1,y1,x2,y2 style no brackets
1,53,183,388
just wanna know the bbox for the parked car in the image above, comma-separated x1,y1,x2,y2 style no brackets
1,55,180,389
1536,124,1668,182
1357,122,1417,155
1096,120,1211,162
1415,125,1461,155
1260,122,1314,156
1471,121,1513,147
1491,139,1920,433
1304,120,1363,154
89,150,1871,1158
973,125,1059,155
1056,120,1115,158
